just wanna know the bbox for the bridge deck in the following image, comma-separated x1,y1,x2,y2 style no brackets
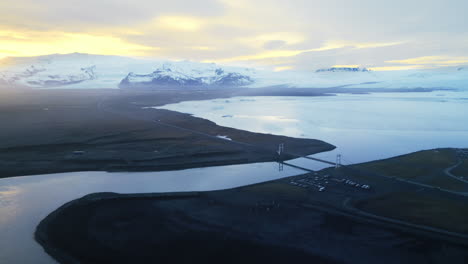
281,161,315,173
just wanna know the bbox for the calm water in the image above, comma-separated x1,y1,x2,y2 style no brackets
0,163,303,264
158,91,468,166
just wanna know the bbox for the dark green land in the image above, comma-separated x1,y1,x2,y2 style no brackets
350,148,468,233
0,88,334,178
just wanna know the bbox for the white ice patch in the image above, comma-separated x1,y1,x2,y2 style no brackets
216,135,232,141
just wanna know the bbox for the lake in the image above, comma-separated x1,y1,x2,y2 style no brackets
158,91,468,167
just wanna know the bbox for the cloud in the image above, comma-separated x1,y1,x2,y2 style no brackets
208,41,405,63
314,40,405,51
240,32,306,48
368,65,424,71
263,40,288,50
0,30,156,58
155,16,205,32
214,49,315,62
0,0,225,30
387,56,468,66
274,66,294,72
0,0,467,71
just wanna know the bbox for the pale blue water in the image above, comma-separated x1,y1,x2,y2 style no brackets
158,91,468,167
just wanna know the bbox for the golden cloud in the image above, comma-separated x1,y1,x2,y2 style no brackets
154,16,204,32
274,66,294,72
209,40,404,63
0,30,157,59
368,65,425,71
387,56,468,65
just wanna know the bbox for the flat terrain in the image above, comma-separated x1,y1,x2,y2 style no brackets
36,148,468,264
357,192,468,233
353,148,468,192
0,88,334,178
346,148,468,234
452,159,468,178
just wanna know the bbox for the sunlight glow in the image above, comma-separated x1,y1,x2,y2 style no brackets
368,65,426,71
209,41,404,63
156,16,204,32
317,40,405,51
0,0,463,72
0,31,156,59
274,66,294,71
332,65,360,68
387,56,468,66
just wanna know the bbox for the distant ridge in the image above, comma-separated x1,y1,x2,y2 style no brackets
1,53,468,90
316,67,370,73
119,62,254,88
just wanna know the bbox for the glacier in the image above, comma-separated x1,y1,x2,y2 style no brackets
0,53,467,90
119,62,254,88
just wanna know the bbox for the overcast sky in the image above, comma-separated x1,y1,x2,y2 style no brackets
1,0,467,71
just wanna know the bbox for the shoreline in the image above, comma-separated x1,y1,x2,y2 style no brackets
35,149,468,264
0,88,335,179
0,86,455,179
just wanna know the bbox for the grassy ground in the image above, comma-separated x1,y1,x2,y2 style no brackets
357,192,468,234
452,160,468,178
356,149,455,179
242,182,308,200
353,149,468,192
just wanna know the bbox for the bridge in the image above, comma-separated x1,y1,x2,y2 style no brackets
301,156,337,166
152,120,340,171
277,143,340,172
281,161,315,172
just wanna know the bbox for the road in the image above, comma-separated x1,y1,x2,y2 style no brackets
340,197,468,245
444,160,468,184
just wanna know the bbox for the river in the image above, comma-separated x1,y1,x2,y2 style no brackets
0,163,303,264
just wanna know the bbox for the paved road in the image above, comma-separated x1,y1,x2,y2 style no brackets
444,160,468,184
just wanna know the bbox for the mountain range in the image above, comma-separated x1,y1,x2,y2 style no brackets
0,53,467,90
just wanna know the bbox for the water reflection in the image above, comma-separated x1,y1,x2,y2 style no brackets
158,91,468,166
0,162,304,264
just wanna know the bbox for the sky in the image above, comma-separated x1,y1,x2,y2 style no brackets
0,0,467,71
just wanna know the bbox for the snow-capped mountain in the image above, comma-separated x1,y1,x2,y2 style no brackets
119,62,254,88
256,66,468,90
0,53,467,90
0,53,256,89
316,67,370,73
